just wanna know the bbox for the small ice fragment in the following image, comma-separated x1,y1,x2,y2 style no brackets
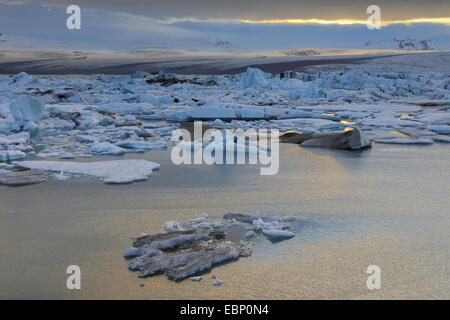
164,221,184,232
90,142,126,155
54,171,70,181
189,276,202,282
213,279,223,286
263,229,295,241
245,231,255,239
124,247,142,259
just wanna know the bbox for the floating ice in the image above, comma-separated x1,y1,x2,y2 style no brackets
15,159,160,184
375,138,434,144
262,229,295,242
90,142,126,155
9,96,45,122
115,140,167,151
299,128,371,150
213,279,224,286
187,107,237,120
240,67,271,89
427,125,450,134
164,221,184,232
190,276,202,282
0,63,449,171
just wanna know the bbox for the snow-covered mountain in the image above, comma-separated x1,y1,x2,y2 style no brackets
364,38,442,50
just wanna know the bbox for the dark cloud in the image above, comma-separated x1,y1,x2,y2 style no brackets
1,0,449,20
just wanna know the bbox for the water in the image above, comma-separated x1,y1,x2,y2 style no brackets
0,143,449,299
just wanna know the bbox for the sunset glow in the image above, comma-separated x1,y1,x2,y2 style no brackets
240,17,450,26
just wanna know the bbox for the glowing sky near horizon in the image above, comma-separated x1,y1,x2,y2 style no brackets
0,0,448,50
0,0,448,23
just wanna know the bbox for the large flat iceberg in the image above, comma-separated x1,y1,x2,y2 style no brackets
15,159,160,184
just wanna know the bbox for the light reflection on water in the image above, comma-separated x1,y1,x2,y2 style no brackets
0,143,449,299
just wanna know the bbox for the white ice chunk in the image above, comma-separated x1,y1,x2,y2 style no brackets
0,132,30,146
15,159,160,184
115,140,168,150
9,96,45,122
139,93,160,105
213,279,224,286
187,107,237,120
1,150,26,161
189,276,202,282
262,229,295,241
90,142,126,155
235,108,267,120
427,125,450,134
164,221,184,232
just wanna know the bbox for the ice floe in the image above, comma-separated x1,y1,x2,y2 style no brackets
0,66,449,174
124,213,296,281
15,159,160,184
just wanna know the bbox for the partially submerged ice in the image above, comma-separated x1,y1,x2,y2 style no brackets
300,128,371,150
279,128,371,150
0,169,48,186
124,213,296,281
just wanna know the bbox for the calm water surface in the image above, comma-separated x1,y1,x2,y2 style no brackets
0,143,449,299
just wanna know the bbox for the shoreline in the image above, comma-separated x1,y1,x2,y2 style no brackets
0,50,435,75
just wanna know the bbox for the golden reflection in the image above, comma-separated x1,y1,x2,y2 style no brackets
240,17,450,26
341,120,356,125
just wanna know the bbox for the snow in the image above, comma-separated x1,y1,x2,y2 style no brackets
364,38,441,50
15,159,160,184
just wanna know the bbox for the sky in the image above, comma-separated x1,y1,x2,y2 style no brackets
0,0,449,50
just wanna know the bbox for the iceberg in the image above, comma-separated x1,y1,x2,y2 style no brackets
240,68,270,89
9,96,45,122
299,128,371,150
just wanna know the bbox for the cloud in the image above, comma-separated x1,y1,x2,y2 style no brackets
0,0,449,20
0,1,449,50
